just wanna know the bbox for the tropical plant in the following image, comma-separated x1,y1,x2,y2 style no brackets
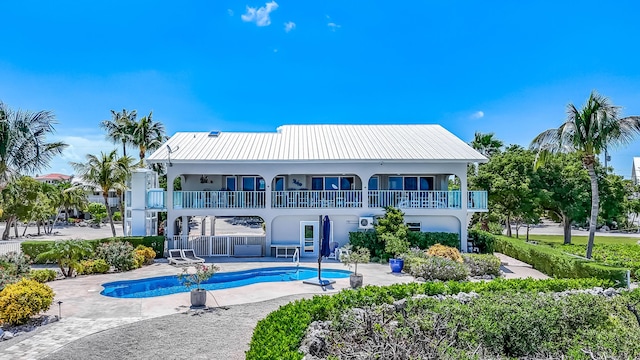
426,244,463,263
56,182,88,223
178,263,219,290
339,245,370,276
530,91,640,258
71,150,133,236
0,101,67,189
87,202,107,225
95,241,136,272
131,111,167,166
0,278,54,325
376,206,409,259
1,176,44,239
471,131,503,157
100,109,137,157
35,240,93,277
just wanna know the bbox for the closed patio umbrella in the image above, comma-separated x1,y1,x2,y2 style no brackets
303,215,336,287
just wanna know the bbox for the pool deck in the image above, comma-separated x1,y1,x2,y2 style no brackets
0,255,547,359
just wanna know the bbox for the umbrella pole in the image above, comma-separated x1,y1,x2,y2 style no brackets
318,214,323,282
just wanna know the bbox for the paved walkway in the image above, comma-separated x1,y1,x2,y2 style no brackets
0,254,547,359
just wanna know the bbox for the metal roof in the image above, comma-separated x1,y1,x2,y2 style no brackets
147,124,487,163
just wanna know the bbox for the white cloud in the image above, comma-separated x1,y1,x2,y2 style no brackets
284,21,296,32
241,1,279,27
470,111,485,119
326,15,341,31
45,134,118,175
227,9,234,16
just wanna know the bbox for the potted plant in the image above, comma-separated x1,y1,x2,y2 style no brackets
384,233,409,273
340,245,371,288
178,263,219,308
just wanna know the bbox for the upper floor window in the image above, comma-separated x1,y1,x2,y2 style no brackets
274,177,284,191
368,176,378,190
388,176,434,191
242,176,265,191
311,176,354,190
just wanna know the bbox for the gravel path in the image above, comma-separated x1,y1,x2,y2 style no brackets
42,294,311,360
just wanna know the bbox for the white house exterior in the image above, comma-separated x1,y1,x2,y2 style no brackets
135,124,488,258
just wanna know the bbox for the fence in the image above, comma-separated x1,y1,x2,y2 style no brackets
167,235,266,257
0,241,22,255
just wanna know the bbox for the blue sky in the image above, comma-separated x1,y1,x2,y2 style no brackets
1,1,640,176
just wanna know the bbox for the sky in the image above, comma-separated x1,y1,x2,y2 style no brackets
1,1,640,177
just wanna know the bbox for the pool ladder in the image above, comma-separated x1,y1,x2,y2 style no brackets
293,248,300,269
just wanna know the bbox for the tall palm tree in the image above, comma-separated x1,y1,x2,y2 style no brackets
471,131,503,158
100,109,137,157
71,151,133,237
56,182,88,222
0,101,67,188
530,91,640,258
132,111,167,166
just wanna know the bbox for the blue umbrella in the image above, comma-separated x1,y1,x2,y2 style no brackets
321,215,331,257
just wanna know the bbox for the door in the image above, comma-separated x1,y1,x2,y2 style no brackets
299,221,319,258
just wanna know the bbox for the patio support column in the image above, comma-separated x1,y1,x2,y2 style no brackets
182,215,189,235
358,172,374,209
165,170,175,238
458,166,468,252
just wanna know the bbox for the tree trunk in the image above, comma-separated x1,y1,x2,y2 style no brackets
122,140,127,158
105,195,116,237
505,214,512,237
526,224,530,241
13,218,18,238
2,216,13,240
586,162,599,259
562,213,572,245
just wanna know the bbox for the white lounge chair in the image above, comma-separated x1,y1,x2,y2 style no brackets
182,249,205,263
167,249,189,265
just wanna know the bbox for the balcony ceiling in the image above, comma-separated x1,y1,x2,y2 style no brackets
148,124,487,163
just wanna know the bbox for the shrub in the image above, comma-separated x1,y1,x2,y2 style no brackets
408,231,460,249
29,269,57,283
348,231,384,258
377,206,409,259
35,240,93,278
133,253,145,269
134,245,156,265
112,211,123,221
409,256,469,281
494,235,628,286
96,242,136,272
463,254,501,277
0,278,55,325
76,259,110,275
0,251,32,289
402,247,429,274
21,241,55,263
426,244,463,262
468,229,496,254
87,202,107,224
246,278,614,359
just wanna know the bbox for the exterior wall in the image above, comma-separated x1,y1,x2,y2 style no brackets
404,215,461,234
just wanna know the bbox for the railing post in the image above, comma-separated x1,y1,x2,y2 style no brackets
209,236,213,256
227,236,231,257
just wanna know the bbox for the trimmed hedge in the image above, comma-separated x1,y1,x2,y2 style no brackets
22,236,165,264
495,235,629,286
349,230,461,260
468,229,495,254
246,278,614,359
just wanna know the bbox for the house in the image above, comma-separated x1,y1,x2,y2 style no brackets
130,124,488,257
34,173,73,184
632,157,640,185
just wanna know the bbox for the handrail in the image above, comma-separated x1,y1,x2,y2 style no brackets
293,248,300,268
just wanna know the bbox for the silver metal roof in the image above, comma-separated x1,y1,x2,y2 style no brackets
147,124,487,163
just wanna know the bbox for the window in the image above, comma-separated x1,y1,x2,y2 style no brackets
389,177,403,190
242,176,265,191
404,177,418,190
340,177,354,190
388,176,435,190
368,176,378,190
312,176,355,190
274,177,284,191
325,177,339,190
420,177,434,190
311,177,323,190
406,222,421,232
225,177,236,191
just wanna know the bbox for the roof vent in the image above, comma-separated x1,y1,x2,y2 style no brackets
208,131,221,137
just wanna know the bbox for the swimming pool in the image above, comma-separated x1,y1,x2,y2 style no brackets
100,266,352,298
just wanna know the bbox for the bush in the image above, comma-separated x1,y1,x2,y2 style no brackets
408,231,460,249
96,242,136,272
468,229,495,254
35,240,94,278
21,241,55,263
426,244,463,262
76,259,110,275
246,277,614,359
348,231,384,258
112,211,122,221
463,254,501,277
0,251,32,289
0,278,54,325
495,235,629,286
134,245,156,265
87,202,107,224
553,243,640,280
29,269,57,283
408,256,469,281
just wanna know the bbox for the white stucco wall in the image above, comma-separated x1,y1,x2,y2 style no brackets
404,215,461,235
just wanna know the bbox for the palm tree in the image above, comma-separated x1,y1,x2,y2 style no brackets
56,182,88,222
530,91,640,259
71,151,133,237
132,111,167,166
471,132,503,157
0,101,67,188
100,109,137,157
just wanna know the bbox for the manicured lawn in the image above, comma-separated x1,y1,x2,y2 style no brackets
527,234,640,246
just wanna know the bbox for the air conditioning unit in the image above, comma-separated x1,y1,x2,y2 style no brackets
358,216,374,229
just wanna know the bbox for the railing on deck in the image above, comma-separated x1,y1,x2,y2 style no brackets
167,235,266,257
368,190,488,210
147,189,166,209
0,241,21,255
87,195,119,207
271,190,362,208
173,191,266,209
468,190,488,210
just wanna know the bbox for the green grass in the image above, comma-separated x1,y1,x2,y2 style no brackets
526,234,639,246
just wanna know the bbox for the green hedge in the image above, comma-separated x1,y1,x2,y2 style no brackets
349,231,461,259
246,278,613,359
468,229,495,254
495,235,629,286
22,236,165,263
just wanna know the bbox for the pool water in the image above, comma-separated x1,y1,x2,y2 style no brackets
100,266,351,298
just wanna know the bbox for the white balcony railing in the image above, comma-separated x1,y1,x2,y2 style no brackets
368,190,488,210
147,189,165,209
468,190,488,210
271,190,362,208
87,195,120,208
168,235,266,256
173,191,266,209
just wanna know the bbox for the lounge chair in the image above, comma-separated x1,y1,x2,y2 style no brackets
326,241,341,260
182,249,205,263
167,249,189,265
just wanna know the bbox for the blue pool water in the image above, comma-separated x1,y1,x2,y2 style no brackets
100,266,352,298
